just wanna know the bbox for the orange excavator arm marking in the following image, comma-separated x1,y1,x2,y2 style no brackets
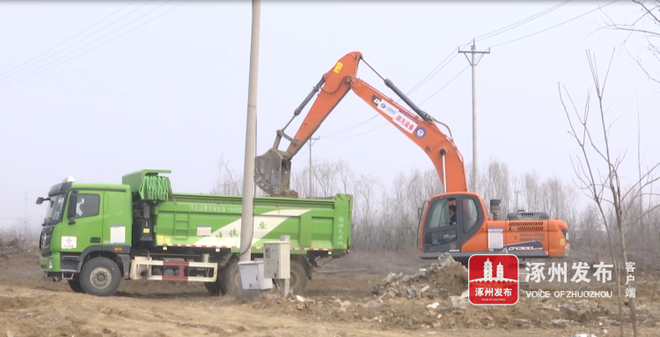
255,51,468,197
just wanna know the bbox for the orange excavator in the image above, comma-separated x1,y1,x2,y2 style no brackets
254,51,569,264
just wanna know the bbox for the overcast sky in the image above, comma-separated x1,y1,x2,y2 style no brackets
1,1,657,229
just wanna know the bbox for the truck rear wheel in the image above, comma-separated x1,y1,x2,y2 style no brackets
219,260,244,298
273,260,307,296
288,261,307,295
79,257,121,296
203,279,225,296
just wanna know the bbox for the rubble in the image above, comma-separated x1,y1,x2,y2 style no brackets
372,252,468,301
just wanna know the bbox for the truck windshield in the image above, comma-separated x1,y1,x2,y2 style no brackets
44,194,66,224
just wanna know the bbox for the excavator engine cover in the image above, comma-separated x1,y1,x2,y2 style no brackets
254,148,299,198
507,211,551,220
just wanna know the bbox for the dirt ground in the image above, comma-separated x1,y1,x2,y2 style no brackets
1,249,659,337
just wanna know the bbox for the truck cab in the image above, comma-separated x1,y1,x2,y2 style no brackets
39,179,133,294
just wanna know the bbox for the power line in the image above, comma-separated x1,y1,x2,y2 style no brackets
418,65,470,106
326,120,391,140
0,0,148,81
270,1,617,144
0,1,188,90
0,0,137,78
404,1,573,101
319,115,378,138
474,0,573,42
488,0,618,49
0,0,168,85
405,48,461,96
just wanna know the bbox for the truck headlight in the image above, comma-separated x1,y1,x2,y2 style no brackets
48,258,53,269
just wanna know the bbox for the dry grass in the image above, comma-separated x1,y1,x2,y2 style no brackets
0,225,39,258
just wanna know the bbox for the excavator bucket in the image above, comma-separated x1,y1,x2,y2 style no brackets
254,148,299,198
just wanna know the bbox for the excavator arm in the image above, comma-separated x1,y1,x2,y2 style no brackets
255,51,468,197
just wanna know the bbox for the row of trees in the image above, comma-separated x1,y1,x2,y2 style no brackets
211,154,615,252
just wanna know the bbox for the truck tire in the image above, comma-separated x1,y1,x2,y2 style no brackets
67,280,85,293
203,280,225,296
79,257,121,296
289,261,307,295
219,260,244,298
273,260,308,296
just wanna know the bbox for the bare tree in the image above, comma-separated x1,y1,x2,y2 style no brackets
479,158,512,215
540,177,579,226
519,171,542,211
350,173,383,251
210,156,243,195
601,0,660,84
560,49,660,337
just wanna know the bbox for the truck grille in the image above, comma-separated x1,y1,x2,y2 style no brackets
40,226,54,256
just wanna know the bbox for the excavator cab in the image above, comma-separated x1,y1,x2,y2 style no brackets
420,193,485,263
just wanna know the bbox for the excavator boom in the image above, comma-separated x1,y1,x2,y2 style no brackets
254,51,468,197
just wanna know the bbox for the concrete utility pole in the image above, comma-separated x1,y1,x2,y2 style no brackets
24,192,27,226
458,39,490,194
308,137,320,198
239,0,261,263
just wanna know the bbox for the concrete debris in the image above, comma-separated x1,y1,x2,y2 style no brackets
372,253,468,301
426,302,440,309
447,296,467,310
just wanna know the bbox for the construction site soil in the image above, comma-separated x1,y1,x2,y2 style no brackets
1,248,659,337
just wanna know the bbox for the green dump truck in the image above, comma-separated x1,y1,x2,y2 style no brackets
37,169,353,297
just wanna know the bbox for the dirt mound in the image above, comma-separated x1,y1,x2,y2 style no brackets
258,253,660,332
372,252,468,300
3,250,660,336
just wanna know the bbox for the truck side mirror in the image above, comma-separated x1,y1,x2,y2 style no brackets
36,197,46,205
67,193,78,224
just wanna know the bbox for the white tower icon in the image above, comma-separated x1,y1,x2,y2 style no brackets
483,258,493,280
497,262,504,279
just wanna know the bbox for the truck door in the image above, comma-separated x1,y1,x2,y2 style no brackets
102,190,132,248
59,192,103,253
421,194,483,256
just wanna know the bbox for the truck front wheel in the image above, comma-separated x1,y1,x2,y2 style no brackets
79,257,121,296
67,280,85,293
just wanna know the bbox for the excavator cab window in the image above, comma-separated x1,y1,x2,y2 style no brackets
425,198,458,246
427,197,457,228
462,198,479,233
